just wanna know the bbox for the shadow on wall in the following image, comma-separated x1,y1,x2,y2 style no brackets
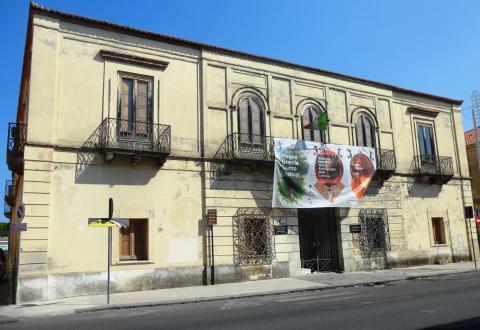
408,182,442,198
74,125,156,185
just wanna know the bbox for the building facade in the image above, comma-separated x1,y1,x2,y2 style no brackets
465,129,480,211
5,3,479,303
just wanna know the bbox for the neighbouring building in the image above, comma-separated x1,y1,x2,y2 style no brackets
5,3,479,303
465,129,480,211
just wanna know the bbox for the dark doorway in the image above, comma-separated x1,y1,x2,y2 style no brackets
298,208,340,272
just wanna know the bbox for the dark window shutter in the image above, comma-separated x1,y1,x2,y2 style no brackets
135,81,148,134
132,220,148,260
363,116,373,147
302,107,311,141
250,99,262,136
120,79,134,133
238,98,250,135
356,116,364,146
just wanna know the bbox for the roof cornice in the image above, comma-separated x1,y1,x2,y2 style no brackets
29,2,463,106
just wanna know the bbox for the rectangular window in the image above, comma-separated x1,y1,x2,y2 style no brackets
431,217,446,245
359,209,390,257
233,208,273,265
119,219,148,261
417,124,435,157
118,74,153,136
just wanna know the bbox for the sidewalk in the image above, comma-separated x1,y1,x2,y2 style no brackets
0,262,478,324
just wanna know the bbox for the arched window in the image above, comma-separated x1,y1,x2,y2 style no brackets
301,104,325,143
238,95,264,139
355,113,376,148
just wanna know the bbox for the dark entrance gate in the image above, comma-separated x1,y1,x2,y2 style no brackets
298,208,339,272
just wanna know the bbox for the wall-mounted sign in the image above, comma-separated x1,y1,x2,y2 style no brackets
88,218,127,228
207,209,217,226
16,204,25,222
272,138,376,208
11,223,27,232
274,225,288,235
349,224,362,233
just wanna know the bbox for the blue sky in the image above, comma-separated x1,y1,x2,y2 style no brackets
1,0,479,221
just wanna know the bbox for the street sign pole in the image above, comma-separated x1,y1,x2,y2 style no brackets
468,217,477,269
107,226,112,304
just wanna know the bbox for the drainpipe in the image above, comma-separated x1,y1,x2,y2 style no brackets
198,53,209,285
450,103,473,261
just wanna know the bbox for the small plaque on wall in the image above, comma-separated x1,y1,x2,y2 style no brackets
274,225,288,235
350,224,362,233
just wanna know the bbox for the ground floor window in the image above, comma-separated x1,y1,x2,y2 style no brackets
119,219,148,261
431,217,446,245
233,208,273,265
359,209,390,257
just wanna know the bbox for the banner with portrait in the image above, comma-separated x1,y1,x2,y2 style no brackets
272,138,376,208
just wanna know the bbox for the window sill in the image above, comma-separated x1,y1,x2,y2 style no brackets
114,260,153,266
432,243,449,247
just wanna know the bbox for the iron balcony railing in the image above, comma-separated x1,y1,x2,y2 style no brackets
376,149,396,173
4,203,12,219
413,155,454,179
7,123,27,174
97,118,171,155
215,133,274,162
4,180,16,207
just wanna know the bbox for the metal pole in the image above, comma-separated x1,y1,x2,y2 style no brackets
210,225,215,285
468,217,477,269
107,226,112,304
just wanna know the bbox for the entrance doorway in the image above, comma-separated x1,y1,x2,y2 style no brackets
298,208,340,272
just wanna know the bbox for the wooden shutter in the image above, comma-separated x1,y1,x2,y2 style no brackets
356,116,364,146
135,81,148,135
132,219,148,260
120,79,133,132
311,109,321,142
302,108,311,141
250,99,262,136
120,225,131,259
363,116,373,147
238,98,250,135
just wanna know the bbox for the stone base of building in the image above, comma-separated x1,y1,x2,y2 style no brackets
17,262,291,303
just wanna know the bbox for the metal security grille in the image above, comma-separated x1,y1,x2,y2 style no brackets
233,208,274,265
359,209,391,258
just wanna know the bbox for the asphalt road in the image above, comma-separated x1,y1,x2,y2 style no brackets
5,272,480,330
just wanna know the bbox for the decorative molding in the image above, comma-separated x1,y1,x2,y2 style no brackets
407,107,440,118
100,50,169,70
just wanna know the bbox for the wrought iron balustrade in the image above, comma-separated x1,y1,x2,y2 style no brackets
4,203,12,219
97,118,171,157
376,149,396,173
215,133,274,163
4,180,16,206
413,155,453,183
7,123,27,174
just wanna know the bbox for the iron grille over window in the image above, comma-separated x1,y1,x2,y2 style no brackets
359,208,390,257
233,208,274,265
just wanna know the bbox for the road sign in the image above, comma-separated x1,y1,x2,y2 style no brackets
11,223,27,232
207,209,217,225
88,218,128,228
16,204,25,222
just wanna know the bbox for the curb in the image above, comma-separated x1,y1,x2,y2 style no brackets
75,268,478,314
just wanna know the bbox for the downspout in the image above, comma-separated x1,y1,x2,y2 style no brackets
198,51,208,285
450,103,472,261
